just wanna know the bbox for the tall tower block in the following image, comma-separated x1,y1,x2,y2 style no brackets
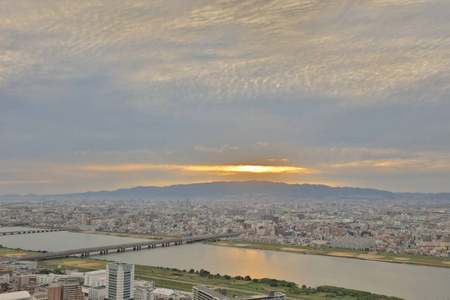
106,263,135,300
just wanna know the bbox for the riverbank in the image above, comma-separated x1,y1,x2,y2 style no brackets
41,257,402,300
69,230,169,240
0,245,37,258
208,240,450,268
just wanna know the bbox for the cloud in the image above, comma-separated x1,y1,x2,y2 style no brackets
194,144,240,153
329,156,450,174
0,180,61,185
265,158,289,162
1,1,450,194
2,0,449,109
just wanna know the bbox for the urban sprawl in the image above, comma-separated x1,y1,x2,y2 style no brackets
1,196,449,300
1,197,449,256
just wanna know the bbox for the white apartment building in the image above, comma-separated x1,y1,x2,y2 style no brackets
85,270,107,287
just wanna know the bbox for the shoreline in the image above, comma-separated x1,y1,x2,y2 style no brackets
207,240,450,269
40,257,403,300
69,229,169,240
2,228,448,269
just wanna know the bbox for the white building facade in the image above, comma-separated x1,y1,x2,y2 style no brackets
85,270,107,287
106,263,134,300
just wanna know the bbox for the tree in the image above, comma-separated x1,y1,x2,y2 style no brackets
244,275,252,281
189,269,195,273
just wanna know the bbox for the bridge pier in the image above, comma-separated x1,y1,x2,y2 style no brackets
15,232,240,261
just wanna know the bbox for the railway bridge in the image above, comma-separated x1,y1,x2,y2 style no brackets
1,229,65,235
16,232,240,261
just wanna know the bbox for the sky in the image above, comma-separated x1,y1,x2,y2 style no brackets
1,0,450,195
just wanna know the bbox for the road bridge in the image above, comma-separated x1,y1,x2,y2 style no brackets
16,232,240,261
1,229,65,235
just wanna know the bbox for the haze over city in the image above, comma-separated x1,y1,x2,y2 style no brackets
1,0,450,195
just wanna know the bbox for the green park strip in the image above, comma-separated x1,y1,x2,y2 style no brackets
41,257,402,300
0,245,38,257
208,240,450,268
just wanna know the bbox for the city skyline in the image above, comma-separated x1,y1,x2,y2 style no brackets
1,1,450,194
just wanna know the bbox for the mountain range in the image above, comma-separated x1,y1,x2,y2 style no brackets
1,181,449,201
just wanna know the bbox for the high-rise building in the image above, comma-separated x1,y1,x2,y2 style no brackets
48,283,63,300
106,263,134,300
48,280,83,300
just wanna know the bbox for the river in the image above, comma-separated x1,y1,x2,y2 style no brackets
1,227,449,300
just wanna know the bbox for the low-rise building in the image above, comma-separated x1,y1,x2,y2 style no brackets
88,286,107,300
0,291,31,300
84,270,106,287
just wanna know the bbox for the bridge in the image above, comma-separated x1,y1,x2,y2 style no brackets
1,229,65,235
16,232,240,261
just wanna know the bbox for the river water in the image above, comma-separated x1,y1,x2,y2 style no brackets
1,227,449,300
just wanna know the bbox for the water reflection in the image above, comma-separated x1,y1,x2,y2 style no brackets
1,228,450,300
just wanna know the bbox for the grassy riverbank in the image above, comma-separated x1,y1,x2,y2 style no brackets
42,257,402,300
207,240,450,268
0,245,37,258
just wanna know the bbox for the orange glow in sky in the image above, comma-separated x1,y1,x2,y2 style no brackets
82,163,317,174
184,164,311,173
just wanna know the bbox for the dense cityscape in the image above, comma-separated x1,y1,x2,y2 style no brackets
1,195,449,300
1,196,449,257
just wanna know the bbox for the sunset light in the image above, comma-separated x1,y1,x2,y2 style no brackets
82,164,316,174
1,1,449,195
1,1,450,298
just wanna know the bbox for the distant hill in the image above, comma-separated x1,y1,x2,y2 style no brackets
1,181,449,201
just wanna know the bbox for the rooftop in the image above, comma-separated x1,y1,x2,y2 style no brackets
0,291,31,300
